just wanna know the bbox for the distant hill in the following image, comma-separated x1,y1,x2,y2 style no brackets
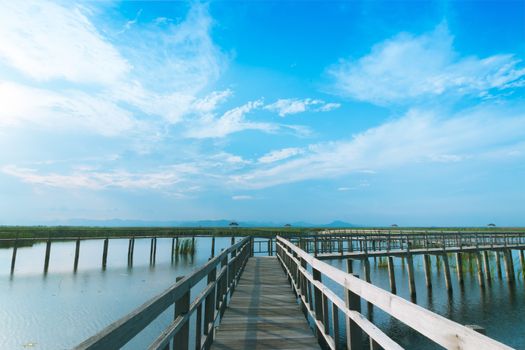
27,218,358,228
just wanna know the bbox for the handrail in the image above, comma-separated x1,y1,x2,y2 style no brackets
276,236,514,350
75,237,251,350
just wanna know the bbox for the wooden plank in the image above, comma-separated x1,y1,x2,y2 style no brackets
211,257,320,350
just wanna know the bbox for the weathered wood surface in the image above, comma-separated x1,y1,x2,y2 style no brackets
211,257,320,350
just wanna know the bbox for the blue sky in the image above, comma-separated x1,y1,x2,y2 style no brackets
0,0,524,226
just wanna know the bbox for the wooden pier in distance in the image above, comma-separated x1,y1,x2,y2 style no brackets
211,257,319,350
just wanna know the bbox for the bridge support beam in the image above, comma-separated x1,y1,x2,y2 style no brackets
483,251,492,282
455,253,463,285
442,253,453,293
10,240,18,274
495,251,502,279
423,254,432,288
406,254,416,300
475,252,485,288
503,249,515,284
387,256,396,294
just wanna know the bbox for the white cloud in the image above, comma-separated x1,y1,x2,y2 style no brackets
2,164,197,190
232,195,253,200
0,0,130,84
258,148,303,163
328,23,525,104
232,105,525,189
0,81,137,136
185,100,277,138
265,98,340,117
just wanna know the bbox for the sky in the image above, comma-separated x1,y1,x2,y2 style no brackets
0,0,524,226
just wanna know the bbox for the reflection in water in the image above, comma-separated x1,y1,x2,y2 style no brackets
0,236,236,350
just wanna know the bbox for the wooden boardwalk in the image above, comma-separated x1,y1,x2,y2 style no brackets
211,257,320,350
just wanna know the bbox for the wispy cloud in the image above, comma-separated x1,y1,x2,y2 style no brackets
232,104,525,189
328,23,525,105
265,98,341,117
0,0,130,84
232,195,253,200
258,147,304,163
2,164,197,190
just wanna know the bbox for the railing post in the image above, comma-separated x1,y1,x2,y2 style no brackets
312,268,325,344
204,267,217,342
345,274,363,350
174,276,190,350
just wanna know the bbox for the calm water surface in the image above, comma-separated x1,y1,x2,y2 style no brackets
327,253,525,349
0,237,237,350
1,239,524,349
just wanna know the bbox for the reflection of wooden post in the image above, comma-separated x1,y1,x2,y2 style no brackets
455,253,463,285
520,249,525,273
345,274,363,350
442,253,452,293
423,254,432,288
387,256,396,294
44,240,51,273
74,239,80,272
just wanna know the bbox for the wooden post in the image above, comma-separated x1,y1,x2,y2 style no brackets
149,238,156,265
472,252,484,288
44,239,51,273
312,268,325,343
347,259,353,274
174,276,190,349
332,303,341,350
211,236,215,258
503,249,515,284
74,239,80,272
483,251,492,282
423,254,432,288
520,249,525,274
345,273,363,350
102,238,109,269
204,268,217,339
387,256,397,294
10,239,18,274
195,303,202,350
314,236,318,257
406,254,416,299
495,251,502,279
455,253,463,285
171,237,175,262
442,253,453,293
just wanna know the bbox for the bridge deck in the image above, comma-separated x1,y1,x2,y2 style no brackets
211,256,320,350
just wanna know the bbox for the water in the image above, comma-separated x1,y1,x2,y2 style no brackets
326,253,525,349
0,237,236,350
1,238,524,349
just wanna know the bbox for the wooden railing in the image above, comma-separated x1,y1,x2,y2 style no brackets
276,236,514,350
75,237,251,350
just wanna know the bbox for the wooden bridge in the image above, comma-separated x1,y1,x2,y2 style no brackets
70,231,525,350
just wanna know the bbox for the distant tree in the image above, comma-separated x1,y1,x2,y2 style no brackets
284,224,292,227
487,223,496,227
229,221,239,227
391,224,398,227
